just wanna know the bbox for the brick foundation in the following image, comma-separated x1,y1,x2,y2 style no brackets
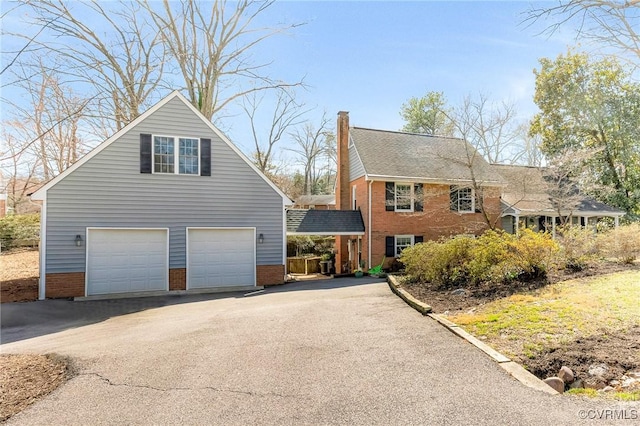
169,268,186,290
257,264,285,286
45,272,85,298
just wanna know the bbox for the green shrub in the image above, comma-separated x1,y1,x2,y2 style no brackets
597,223,640,264
467,230,519,284
400,235,474,288
0,213,40,251
511,229,560,279
555,224,599,270
400,229,560,287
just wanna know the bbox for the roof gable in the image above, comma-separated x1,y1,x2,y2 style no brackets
492,164,624,216
31,91,292,204
349,127,503,185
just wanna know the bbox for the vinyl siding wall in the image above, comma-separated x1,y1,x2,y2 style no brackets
45,97,283,273
349,144,365,181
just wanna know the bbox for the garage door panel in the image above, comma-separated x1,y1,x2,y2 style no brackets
87,229,168,296
188,228,255,289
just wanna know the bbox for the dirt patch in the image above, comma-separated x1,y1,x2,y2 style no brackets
0,354,73,421
524,325,640,387
1,249,39,303
402,262,639,314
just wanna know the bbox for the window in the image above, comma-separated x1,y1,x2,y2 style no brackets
385,182,423,212
450,186,474,213
352,185,357,210
395,235,414,255
395,184,412,211
179,138,199,175
154,136,174,173
153,136,199,175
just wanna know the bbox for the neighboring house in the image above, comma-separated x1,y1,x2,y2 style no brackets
492,164,624,234
31,91,290,300
292,194,336,210
334,112,505,272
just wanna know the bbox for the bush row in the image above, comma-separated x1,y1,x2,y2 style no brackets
0,213,40,251
399,229,559,289
400,223,640,288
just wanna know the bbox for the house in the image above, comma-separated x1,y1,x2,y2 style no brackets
334,112,505,272
292,194,335,210
492,164,625,234
31,91,290,300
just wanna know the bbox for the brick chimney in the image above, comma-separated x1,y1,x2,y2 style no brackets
335,111,350,273
336,111,350,210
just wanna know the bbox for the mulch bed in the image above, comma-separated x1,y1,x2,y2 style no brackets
402,262,639,314
0,354,72,422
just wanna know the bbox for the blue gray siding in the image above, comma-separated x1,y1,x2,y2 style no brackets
349,143,365,181
45,97,284,273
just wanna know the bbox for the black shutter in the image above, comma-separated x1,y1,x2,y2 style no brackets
385,182,394,211
385,236,395,257
140,134,152,174
200,138,211,176
474,188,482,213
450,185,458,211
414,183,423,212
414,236,424,245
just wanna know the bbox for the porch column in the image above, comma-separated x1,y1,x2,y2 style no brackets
552,218,556,239
615,216,619,228
514,215,519,234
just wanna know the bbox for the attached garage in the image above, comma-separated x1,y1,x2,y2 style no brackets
187,228,256,289
86,228,169,296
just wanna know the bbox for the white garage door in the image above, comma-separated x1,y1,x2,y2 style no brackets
187,228,256,289
86,228,168,296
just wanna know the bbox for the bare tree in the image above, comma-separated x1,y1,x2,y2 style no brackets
145,0,305,120
17,0,166,131
512,123,545,167
288,114,335,195
524,1,640,66
452,93,521,164
2,64,88,180
241,88,307,176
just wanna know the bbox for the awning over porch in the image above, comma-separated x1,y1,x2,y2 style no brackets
286,209,365,235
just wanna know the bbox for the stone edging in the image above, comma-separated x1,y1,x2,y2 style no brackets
387,275,557,395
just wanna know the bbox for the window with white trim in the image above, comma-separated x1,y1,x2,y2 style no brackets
153,136,199,175
450,186,474,213
395,235,414,255
395,183,413,212
352,185,357,210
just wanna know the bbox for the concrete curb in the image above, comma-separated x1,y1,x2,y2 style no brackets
386,275,557,395
387,275,432,314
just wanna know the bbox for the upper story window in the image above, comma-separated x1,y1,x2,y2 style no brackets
385,182,423,212
153,136,199,175
450,186,474,213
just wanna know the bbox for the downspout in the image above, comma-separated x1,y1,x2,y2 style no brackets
38,198,47,300
368,179,372,269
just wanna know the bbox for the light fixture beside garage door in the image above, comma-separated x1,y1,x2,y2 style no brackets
258,233,264,244
75,234,83,247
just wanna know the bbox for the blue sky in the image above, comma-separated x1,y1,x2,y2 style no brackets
1,1,581,163
221,0,577,147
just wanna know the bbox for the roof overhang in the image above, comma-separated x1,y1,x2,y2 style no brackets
286,209,365,236
365,174,505,187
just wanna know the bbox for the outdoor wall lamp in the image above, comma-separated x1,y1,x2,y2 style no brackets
75,234,83,247
258,233,264,244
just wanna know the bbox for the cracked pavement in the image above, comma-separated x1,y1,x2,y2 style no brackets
2,278,638,425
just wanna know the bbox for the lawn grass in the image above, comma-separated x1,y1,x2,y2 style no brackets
448,270,640,359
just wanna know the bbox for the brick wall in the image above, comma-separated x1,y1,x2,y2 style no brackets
45,272,85,298
257,264,285,286
169,268,186,290
365,181,502,268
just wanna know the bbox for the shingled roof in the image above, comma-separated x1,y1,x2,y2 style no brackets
492,164,624,216
350,127,504,185
286,209,365,235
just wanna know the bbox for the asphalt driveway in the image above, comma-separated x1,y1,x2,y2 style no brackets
1,278,637,425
